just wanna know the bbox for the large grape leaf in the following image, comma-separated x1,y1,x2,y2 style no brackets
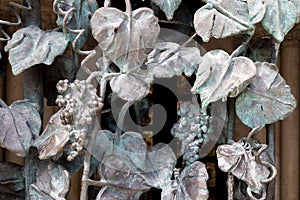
91,7,160,71
0,99,41,157
193,3,251,42
261,0,298,42
4,25,68,75
151,0,182,20
34,110,70,160
161,161,209,200
54,0,98,48
93,131,176,190
191,50,256,110
236,62,297,129
93,131,147,170
144,143,176,189
97,155,151,193
29,161,70,200
146,42,201,78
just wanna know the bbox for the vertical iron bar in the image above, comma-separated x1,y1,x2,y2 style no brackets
227,98,236,200
22,0,42,199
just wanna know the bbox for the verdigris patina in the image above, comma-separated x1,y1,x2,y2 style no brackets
0,0,298,199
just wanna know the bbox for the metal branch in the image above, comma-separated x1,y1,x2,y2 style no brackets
21,1,42,200
80,100,104,200
227,98,235,200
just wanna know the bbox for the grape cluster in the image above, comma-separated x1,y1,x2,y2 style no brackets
55,79,103,161
171,102,212,166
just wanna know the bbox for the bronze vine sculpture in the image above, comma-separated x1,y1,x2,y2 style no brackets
0,0,298,199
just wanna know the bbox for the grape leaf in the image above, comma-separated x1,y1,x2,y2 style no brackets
247,0,266,24
193,3,251,42
151,0,182,20
98,155,151,190
0,99,41,157
147,42,201,78
91,7,160,71
161,161,209,200
191,50,256,110
93,131,176,190
261,0,298,42
29,161,70,200
4,25,68,75
110,72,153,102
290,0,300,22
34,110,70,160
144,143,176,189
236,62,297,129
93,131,147,170
216,139,271,194
55,0,98,48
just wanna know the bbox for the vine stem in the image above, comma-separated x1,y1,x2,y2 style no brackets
266,41,280,162
80,50,111,200
227,98,235,199
227,173,234,200
21,1,43,200
80,100,104,200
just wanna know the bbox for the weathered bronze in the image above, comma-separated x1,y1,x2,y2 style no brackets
0,0,298,199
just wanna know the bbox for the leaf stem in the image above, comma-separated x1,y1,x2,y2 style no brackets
124,0,132,14
158,33,198,64
247,126,260,139
104,0,111,7
230,30,254,59
116,101,133,136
